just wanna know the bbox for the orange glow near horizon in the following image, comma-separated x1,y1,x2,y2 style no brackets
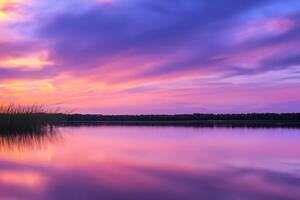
0,51,53,70
0,0,299,114
0,0,24,21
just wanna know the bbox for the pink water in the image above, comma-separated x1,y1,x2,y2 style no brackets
0,126,300,200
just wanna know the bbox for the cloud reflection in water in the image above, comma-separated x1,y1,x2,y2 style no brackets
0,126,299,200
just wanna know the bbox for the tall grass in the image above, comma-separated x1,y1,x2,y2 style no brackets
0,104,63,134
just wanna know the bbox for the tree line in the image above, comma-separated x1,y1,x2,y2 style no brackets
60,113,300,122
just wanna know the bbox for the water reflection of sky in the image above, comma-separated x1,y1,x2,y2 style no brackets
0,126,300,200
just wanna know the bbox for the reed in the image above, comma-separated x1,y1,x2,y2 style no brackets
0,104,64,134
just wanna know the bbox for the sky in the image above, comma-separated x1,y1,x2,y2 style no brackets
0,0,300,114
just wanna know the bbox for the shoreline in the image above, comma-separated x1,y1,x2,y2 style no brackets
60,120,300,128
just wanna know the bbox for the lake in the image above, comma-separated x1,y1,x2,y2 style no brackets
0,125,300,200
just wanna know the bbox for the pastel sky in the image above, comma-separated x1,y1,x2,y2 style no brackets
0,0,300,114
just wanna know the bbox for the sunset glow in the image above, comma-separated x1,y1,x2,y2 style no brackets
0,0,300,113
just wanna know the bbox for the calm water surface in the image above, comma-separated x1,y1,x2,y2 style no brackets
0,126,300,200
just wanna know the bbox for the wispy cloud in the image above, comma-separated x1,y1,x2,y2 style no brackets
0,0,299,113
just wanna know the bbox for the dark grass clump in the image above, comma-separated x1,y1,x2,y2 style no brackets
0,104,64,134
